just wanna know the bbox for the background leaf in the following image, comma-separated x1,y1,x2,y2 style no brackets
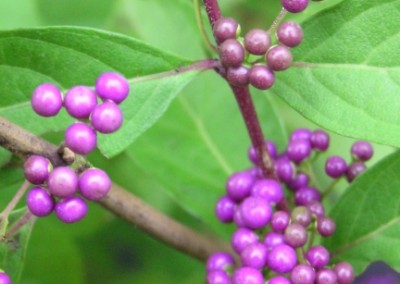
323,150,400,273
272,0,400,147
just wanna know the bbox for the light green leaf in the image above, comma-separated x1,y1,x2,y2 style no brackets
273,0,400,147
323,150,400,273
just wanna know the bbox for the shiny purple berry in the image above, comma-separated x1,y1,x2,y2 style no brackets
244,29,271,55
248,65,275,90
65,122,97,155
240,242,268,269
251,179,283,205
232,267,264,284
290,264,316,284
325,156,347,178
271,211,290,232
24,155,52,184
213,17,239,44
26,187,55,217
306,245,330,269
317,216,336,237
55,196,88,224
206,270,230,284
346,161,367,182
290,128,312,141
287,139,312,164
64,86,97,119
90,101,123,133
284,223,308,248
231,228,259,253
275,157,294,183
264,232,285,250
294,186,321,205
351,141,373,161
268,276,291,284
282,0,309,13
266,45,293,71
291,206,312,227
333,262,355,284
239,196,272,229
0,272,11,284
219,39,245,67
31,83,63,117
227,66,249,86
95,72,129,104
316,269,337,284
306,200,325,217
289,172,309,191
311,129,330,151
277,21,303,47
206,252,235,272
215,195,235,223
226,171,255,201
79,168,111,201
47,166,78,198
268,244,297,273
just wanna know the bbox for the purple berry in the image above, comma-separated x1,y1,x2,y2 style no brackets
271,211,290,232
263,232,285,250
317,216,336,237
277,21,304,47
281,0,309,13
294,186,321,206
232,267,264,284
248,140,277,164
31,83,63,117
206,270,230,284
286,139,312,164
316,269,337,284
310,130,330,151
239,196,272,229
306,245,330,269
351,141,373,161
95,72,129,104
268,276,291,284
333,262,355,284
227,66,249,86
24,155,52,184
290,128,312,142
244,29,271,55
231,228,259,253
275,157,294,183
306,200,325,217
26,187,55,217
90,101,123,134
64,86,97,119
219,39,245,68
251,179,283,205
206,252,235,272
213,17,239,45
266,45,293,71
284,223,308,248
346,161,366,182
233,208,246,227
248,65,275,90
289,172,309,191
65,122,97,155
55,196,88,224
325,156,347,178
215,195,236,223
267,244,297,273
0,272,11,284
240,242,268,269
226,171,255,201
291,206,312,227
290,264,316,284
47,166,78,198
79,168,112,201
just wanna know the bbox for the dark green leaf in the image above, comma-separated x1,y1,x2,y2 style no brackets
323,150,400,273
273,0,400,147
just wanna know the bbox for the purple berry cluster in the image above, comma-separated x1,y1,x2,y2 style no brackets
207,128,371,283
26,72,128,223
214,1,309,91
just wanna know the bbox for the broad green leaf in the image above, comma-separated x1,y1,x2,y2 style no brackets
0,209,34,283
0,27,198,157
126,72,287,237
323,150,400,273
272,0,400,147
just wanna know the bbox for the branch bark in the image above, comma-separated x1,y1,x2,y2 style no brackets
0,116,232,262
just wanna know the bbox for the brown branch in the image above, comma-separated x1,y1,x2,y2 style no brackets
0,116,233,262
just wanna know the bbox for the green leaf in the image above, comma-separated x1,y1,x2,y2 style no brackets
0,209,34,283
126,72,288,237
273,0,400,147
0,27,197,156
323,150,400,273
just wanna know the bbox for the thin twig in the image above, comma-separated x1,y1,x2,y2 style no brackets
194,0,218,53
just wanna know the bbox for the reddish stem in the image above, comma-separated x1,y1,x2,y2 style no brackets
203,0,222,28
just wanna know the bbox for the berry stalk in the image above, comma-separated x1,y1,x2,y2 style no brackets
203,0,222,28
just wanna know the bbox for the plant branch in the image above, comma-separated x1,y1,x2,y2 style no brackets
0,116,233,262
203,0,222,29
267,7,287,33
194,0,218,54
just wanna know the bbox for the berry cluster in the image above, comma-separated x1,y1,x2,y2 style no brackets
207,128,372,284
26,72,130,224
214,1,307,90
